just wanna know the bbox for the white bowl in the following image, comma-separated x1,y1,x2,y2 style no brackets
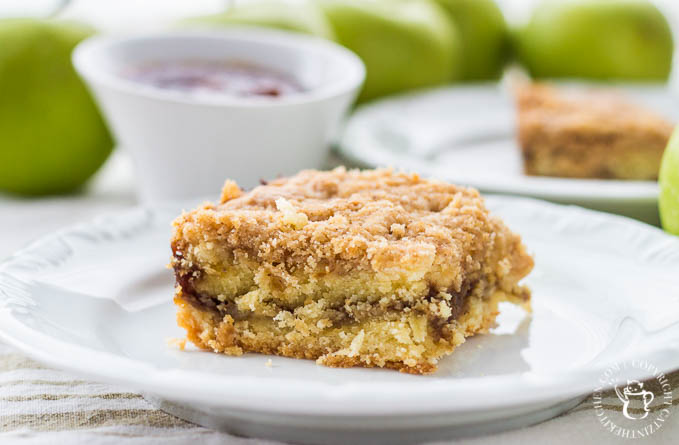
73,29,365,201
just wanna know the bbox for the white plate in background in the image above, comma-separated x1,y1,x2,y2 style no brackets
1,197,679,443
337,83,679,223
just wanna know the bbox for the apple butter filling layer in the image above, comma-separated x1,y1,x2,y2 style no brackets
171,247,530,374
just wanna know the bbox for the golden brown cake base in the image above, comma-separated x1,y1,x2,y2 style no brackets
516,83,673,180
175,287,528,374
171,168,533,374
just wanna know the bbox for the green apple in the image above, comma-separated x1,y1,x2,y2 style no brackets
320,0,461,102
433,0,508,81
515,0,673,81
660,127,679,235
181,1,336,40
0,18,113,196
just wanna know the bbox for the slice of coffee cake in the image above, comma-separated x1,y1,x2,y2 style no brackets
516,83,673,180
170,168,533,374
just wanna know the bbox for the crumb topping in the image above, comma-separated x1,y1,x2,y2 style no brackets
172,168,531,288
516,83,673,142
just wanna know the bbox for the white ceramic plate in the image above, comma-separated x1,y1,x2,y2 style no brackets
1,197,679,443
337,84,679,223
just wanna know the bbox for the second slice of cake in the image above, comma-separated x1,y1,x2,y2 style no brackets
516,83,674,180
171,168,533,374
